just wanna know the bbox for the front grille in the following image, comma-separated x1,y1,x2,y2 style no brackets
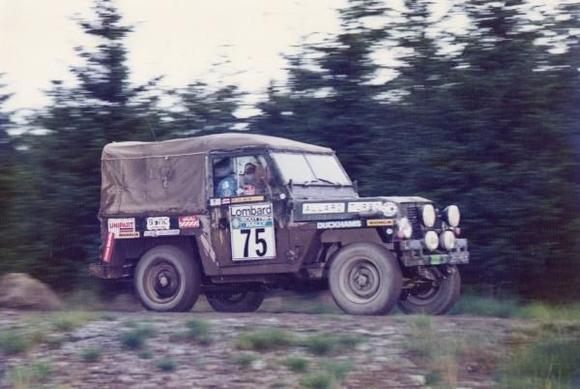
405,204,423,239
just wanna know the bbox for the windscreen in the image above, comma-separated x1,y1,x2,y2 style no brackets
271,152,351,186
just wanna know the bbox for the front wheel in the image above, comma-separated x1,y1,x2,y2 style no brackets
206,290,265,313
398,266,461,315
328,243,403,315
134,245,201,312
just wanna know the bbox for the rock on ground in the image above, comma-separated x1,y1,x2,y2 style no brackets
0,273,63,310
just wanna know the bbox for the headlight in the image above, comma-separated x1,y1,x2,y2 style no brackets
421,204,436,228
440,230,456,250
380,201,398,217
397,217,412,239
444,205,461,227
424,230,439,251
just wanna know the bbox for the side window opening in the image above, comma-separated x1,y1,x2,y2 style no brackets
213,155,273,198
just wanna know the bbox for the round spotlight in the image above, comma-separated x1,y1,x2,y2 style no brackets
421,204,436,228
444,205,461,227
440,230,456,250
381,201,398,217
424,230,439,251
397,217,413,239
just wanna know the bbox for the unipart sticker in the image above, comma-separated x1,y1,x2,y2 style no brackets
179,215,200,229
317,220,362,229
347,201,383,213
302,202,345,214
146,216,170,231
231,195,265,204
107,218,140,239
144,229,180,237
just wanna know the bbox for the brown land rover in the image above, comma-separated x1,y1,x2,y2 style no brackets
90,133,469,315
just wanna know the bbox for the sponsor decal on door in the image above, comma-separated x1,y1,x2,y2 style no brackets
229,202,276,261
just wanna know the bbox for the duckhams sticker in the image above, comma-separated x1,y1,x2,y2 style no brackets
229,202,276,261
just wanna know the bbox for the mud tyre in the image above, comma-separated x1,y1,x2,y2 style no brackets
206,291,265,313
135,245,201,312
398,266,461,315
329,243,403,315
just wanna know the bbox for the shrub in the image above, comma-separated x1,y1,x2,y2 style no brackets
120,324,156,350
0,330,31,355
285,356,309,373
299,372,336,389
450,295,521,318
233,353,259,369
7,361,52,388
186,319,212,344
156,358,177,372
52,311,94,331
236,329,294,351
80,347,102,362
301,333,363,356
498,336,580,388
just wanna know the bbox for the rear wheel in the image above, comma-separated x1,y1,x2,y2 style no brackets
398,266,461,315
134,245,201,312
328,243,402,315
206,290,265,313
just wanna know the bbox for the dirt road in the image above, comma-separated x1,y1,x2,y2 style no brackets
0,304,540,389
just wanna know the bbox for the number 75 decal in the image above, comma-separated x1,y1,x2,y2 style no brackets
230,203,277,261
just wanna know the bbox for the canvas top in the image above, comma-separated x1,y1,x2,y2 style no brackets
102,133,332,160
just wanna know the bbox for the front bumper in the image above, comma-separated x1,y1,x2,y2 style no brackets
398,238,469,267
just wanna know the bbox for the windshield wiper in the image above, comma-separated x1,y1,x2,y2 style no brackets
302,178,343,187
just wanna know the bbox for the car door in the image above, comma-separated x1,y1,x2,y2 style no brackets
208,152,291,273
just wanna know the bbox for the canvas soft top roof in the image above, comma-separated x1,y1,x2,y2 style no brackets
99,133,332,218
102,133,332,160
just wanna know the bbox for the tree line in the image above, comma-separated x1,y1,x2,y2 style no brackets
0,0,578,300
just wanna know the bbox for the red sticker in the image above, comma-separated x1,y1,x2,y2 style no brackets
179,215,200,229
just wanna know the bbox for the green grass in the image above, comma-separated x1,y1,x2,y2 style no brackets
52,311,94,331
236,329,294,351
498,336,580,388
185,319,212,344
156,357,177,372
0,330,31,355
450,295,522,318
284,356,309,372
80,346,103,362
233,353,259,369
300,333,362,356
119,324,156,350
299,372,336,389
7,361,52,388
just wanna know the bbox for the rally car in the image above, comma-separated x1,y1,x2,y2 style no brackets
90,133,468,315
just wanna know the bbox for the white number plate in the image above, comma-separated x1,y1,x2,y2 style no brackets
229,202,276,261
146,216,170,231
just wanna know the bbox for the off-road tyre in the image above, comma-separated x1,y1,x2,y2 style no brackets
206,291,265,313
135,245,201,312
398,266,461,315
328,243,403,315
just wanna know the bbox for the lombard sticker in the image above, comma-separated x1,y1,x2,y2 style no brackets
107,218,140,239
146,216,170,231
302,202,345,215
229,202,276,261
317,220,362,229
348,201,383,213
144,229,180,237
366,219,395,227
179,215,200,229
